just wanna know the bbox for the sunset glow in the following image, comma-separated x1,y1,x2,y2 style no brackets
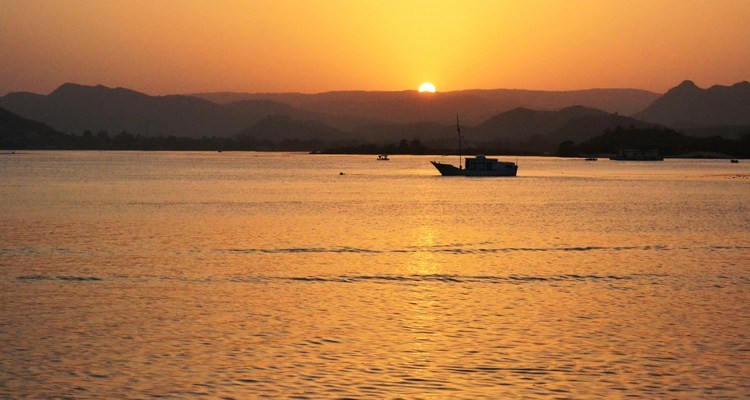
1,1,749,95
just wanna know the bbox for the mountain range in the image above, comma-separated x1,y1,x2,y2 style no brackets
469,106,608,143
1,80,749,151
0,83,343,139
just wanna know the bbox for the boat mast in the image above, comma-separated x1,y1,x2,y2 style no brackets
457,114,462,169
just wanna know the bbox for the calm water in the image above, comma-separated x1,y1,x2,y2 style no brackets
1,151,749,398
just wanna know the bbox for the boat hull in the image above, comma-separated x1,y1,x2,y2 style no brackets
430,161,517,177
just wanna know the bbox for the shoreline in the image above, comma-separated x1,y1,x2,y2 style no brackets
0,149,744,160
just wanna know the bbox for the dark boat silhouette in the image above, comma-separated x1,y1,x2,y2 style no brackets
430,116,518,176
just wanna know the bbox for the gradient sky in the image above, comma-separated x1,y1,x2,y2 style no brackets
1,0,749,95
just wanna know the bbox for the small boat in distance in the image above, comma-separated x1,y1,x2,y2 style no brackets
377,154,389,161
731,159,739,163
585,157,598,161
430,116,518,177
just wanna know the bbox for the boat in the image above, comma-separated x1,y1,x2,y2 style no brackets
585,157,598,161
377,154,389,161
430,116,518,177
610,148,663,161
431,155,518,176
731,159,739,163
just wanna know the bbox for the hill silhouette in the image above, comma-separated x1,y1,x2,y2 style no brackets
468,105,608,144
0,106,71,149
546,113,658,145
0,105,350,151
0,83,365,138
635,80,750,128
237,114,348,141
4,81,750,155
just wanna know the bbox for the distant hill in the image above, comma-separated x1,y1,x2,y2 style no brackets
0,105,351,151
469,105,608,144
681,125,750,139
546,113,658,146
237,114,348,141
192,88,660,125
0,83,362,138
634,80,750,128
0,106,71,149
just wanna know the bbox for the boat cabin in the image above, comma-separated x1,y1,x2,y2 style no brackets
465,155,507,171
377,154,389,161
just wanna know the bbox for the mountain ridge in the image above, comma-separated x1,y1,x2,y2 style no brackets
635,80,750,127
469,105,609,144
0,83,365,138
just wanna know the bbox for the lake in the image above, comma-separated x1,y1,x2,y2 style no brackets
1,151,749,398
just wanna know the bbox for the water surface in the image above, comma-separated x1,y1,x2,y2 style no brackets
1,152,749,398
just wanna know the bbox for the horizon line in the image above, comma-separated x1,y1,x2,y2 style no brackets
3,82,670,97
4,79,749,97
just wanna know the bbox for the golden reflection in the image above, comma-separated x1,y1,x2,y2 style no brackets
407,224,440,275
401,223,444,381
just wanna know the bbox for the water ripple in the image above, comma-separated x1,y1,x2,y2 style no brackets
217,244,750,255
16,273,672,285
2,244,747,257
17,275,102,282
270,273,668,285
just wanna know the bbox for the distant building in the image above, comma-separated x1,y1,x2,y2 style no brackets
610,148,663,161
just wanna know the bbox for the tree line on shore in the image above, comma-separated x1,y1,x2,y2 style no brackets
0,128,338,152
555,126,750,158
3,126,750,158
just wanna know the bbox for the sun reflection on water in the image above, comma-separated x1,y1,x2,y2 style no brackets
407,225,440,276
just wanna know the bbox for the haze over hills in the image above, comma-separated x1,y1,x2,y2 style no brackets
468,106,609,144
0,82,660,143
193,88,659,125
635,80,750,128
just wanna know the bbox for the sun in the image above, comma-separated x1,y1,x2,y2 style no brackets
418,82,436,93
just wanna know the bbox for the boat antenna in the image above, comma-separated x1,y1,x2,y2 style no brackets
457,114,462,169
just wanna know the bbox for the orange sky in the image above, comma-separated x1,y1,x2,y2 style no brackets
1,0,749,95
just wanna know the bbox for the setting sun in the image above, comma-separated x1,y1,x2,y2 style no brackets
418,82,436,93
